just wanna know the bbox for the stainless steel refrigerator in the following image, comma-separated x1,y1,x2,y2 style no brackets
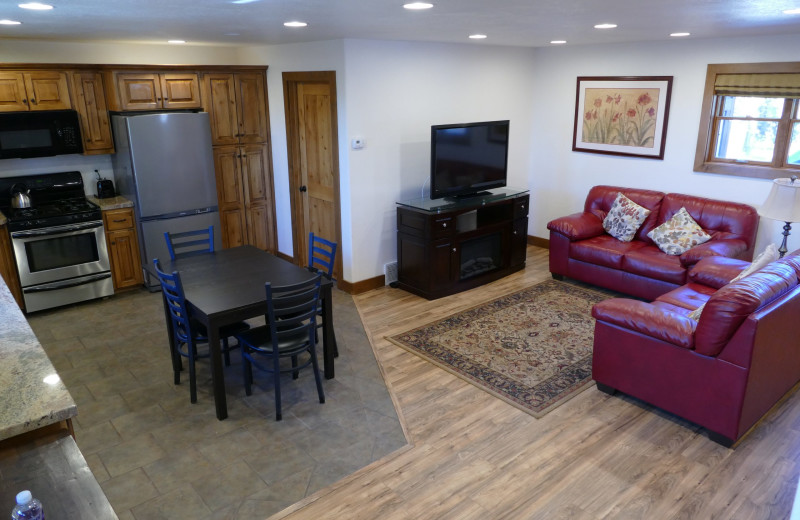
111,112,221,288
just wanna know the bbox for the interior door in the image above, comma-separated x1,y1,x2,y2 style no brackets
283,72,341,280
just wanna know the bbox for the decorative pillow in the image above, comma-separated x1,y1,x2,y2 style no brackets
688,243,779,320
647,207,711,256
602,192,651,242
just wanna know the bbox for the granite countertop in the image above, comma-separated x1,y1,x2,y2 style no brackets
88,195,134,210
0,278,77,442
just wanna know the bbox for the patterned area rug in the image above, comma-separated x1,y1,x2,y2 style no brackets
388,280,609,418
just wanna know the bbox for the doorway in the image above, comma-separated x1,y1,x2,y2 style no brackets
282,71,342,282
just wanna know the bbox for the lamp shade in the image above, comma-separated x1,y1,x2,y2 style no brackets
760,177,800,223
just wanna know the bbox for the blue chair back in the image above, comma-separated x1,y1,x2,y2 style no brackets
164,226,214,260
266,274,323,347
153,258,193,344
308,232,337,278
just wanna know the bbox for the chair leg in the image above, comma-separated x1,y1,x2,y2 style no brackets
291,355,299,380
310,347,325,404
223,337,231,367
273,354,282,421
242,348,253,396
188,342,197,404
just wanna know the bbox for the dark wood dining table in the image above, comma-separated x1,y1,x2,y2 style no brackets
159,245,337,420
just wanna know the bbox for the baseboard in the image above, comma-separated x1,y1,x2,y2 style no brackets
275,251,293,263
337,275,385,295
528,235,549,249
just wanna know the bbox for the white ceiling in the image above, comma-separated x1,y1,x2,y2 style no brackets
1,0,800,48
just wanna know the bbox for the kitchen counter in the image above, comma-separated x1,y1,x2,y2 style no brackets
87,195,134,210
0,276,77,441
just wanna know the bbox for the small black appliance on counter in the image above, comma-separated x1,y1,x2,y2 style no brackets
95,170,115,198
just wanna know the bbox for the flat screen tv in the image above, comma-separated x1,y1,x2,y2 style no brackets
430,120,509,200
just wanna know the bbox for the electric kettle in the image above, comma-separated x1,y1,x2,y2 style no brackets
10,183,31,209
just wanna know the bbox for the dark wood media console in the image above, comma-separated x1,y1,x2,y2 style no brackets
396,188,529,300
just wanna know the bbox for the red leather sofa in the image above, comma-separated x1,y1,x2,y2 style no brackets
547,185,760,301
591,250,800,446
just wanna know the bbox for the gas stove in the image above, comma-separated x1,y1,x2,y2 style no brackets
0,171,102,231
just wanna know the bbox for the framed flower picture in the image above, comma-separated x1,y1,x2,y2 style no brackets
572,76,673,160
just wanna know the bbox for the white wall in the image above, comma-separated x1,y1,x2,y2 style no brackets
529,33,800,256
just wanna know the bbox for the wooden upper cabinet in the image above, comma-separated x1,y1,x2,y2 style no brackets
203,72,268,145
113,72,201,111
0,71,71,112
70,71,114,154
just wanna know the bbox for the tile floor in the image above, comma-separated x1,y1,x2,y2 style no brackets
27,287,407,519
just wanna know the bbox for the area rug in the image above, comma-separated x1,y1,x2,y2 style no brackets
387,280,610,418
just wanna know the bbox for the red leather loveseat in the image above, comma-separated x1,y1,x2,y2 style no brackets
591,250,800,446
547,185,760,301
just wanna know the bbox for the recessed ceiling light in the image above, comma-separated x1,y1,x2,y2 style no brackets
404,2,433,9
0,19,22,25
18,2,53,9
168,40,186,44
783,8,800,14
594,23,618,29
469,34,487,39
550,40,567,44
670,32,690,37
284,21,308,27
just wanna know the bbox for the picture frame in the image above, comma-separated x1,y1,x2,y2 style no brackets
572,76,673,160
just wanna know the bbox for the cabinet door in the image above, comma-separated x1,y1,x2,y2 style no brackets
510,218,528,267
431,239,456,291
241,144,277,251
106,228,144,290
160,73,201,110
0,225,24,310
0,72,30,112
235,72,269,144
203,73,239,146
212,146,247,249
71,71,114,154
116,73,162,110
23,71,71,110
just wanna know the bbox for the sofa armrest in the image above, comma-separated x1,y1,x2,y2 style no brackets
688,256,750,289
547,212,605,241
679,238,748,267
592,299,697,349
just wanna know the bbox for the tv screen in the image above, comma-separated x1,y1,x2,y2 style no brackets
430,120,509,199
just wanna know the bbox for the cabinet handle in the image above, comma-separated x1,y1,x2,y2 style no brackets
452,247,457,253
442,222,447,228
299,185,308,192
521,205,525,210
513,230,517,235
22,98,28,105
113,219,126,223
31,98,36,104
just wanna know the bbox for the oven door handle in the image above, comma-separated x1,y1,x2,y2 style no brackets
23,273,112,293
11,221,104,238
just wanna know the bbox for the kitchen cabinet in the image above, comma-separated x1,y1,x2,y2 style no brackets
70,71,114,155
0,70,71,112
202,72,269,146
0,225,24,310
109,72,201,111
102,208,143,291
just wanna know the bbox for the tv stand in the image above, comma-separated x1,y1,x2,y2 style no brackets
444,190,491,201
396,188,529,300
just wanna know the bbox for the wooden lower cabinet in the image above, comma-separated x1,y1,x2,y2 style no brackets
102,208,143,291
0,225,24,310
213,144,277,251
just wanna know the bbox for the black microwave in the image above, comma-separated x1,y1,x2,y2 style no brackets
0,110,83,159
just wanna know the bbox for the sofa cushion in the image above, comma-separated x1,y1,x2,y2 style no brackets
592,298,696,349
647,207,712,255
584,185,665,243
602,192,651,242
570,235,646,269
656,283,717,311
688,256,750,289
622,245,687,285
694,262,798,356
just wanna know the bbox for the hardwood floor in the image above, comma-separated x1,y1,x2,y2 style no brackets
272,246,800,519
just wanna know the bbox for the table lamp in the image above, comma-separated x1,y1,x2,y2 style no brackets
759,175,800,258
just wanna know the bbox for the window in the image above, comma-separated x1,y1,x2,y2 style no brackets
694,63,800,179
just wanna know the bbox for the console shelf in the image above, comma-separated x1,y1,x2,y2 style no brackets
396,188,529,300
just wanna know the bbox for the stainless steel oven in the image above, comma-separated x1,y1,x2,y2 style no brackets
10,221,113,312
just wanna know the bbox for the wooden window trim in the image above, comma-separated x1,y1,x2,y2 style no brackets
694,62,800,179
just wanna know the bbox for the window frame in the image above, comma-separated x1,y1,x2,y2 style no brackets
694,62,800,179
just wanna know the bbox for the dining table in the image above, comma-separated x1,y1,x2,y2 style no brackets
158,245,337,420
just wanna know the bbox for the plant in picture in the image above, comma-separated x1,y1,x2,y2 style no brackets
623,92,657,147
582,94,623,144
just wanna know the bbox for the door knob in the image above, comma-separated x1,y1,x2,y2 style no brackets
299,185,307,192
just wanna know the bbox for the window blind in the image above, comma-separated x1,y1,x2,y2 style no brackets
714,73,800,98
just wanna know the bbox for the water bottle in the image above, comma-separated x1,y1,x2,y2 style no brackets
10,490,43,520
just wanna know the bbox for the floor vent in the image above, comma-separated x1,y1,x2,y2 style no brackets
384,261,398,286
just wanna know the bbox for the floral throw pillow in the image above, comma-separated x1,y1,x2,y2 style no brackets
602,192,651,242
647,207,711,256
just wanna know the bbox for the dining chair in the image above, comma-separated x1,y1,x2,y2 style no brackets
235,273,325,421
153,258,249,403
308,232,337,279
164,225,214,261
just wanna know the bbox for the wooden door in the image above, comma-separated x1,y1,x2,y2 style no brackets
71,71,114,154
213,146,248,249
236,73,269,144
0,72,28,111
116,73,162,110
160,73,201,110
283,72,341,280
240,144,276,250
23,71,71,110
